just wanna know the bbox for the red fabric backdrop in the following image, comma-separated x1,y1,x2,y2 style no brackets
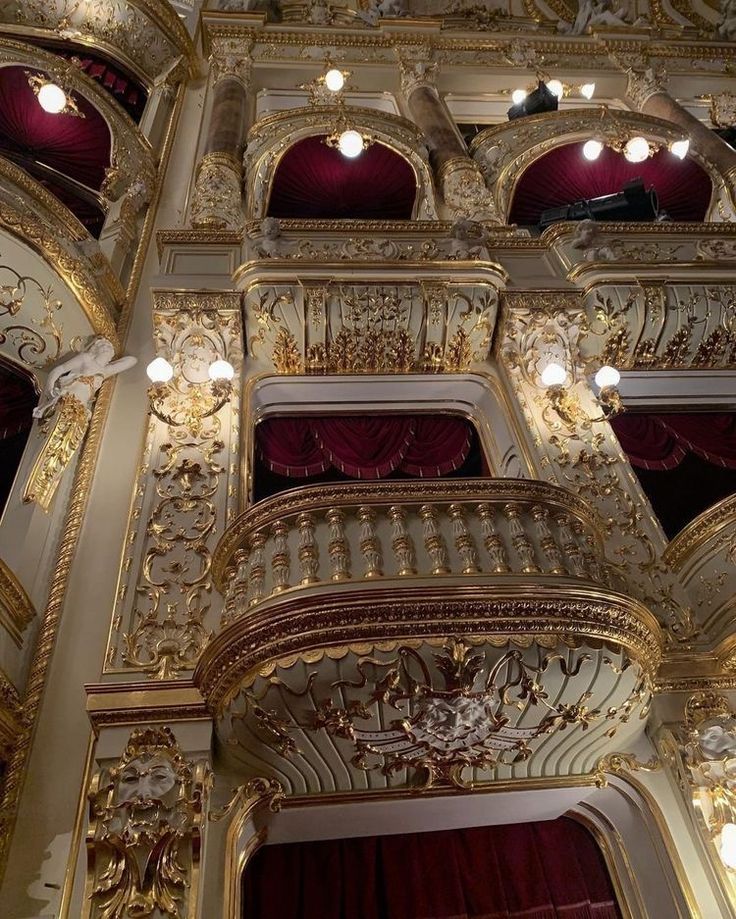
267,136,417,219
257,415,473,479
611,413,736,470
242,818,622,919
509,143,711,225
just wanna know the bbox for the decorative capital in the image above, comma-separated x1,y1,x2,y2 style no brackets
396,48,438,97
210,37,254,89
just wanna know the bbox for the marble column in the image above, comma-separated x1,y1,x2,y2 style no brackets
398,57,500,223
191,45,252,230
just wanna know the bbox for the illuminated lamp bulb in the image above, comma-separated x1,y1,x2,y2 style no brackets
580,82,596,100
37,81,67,114
594,365,621,389
324,68,344,92
721,824,736,869
338,129,364,158
624,136,650,163
146,357,174,383
583,139,603,161
208,359,235,381
546,79,564,100
670,138,690,159
540,362,567,387
511,88,527,105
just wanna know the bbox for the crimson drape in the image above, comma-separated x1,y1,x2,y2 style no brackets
509,143,711,225
257,415,473,479
267,135,416,219
242,818,622,919
611,413,736,470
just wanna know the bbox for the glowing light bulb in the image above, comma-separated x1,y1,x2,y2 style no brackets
624,136,650,163
541,362,567,387
512,88,527,105
338,129,364,158
324,68,344,92
546,79,564,100
583,139,603,161
670,138,690,159
37,82,67,114
594,365,621,389
580,82,596,100
721,824,736,869
146,357,174,383
208,359,234,381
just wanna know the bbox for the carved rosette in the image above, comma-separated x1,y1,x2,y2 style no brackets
84,727,211,919
190,154,243,231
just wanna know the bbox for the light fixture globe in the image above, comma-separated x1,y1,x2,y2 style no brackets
338,129,364,158
580,82,596,100
594,365,621,389
37,81,67,114
721,824,736,869
324,68,345,93
511,88,527,105
546,79,564,101
624,136,650,163
208,359,235,381
670,138,690,160
540,362,567,387
146,357,174,383
583,140,603,161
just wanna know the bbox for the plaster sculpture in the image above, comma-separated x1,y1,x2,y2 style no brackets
558,0,645,34
570,219,616,261
448,217,491,259
717,0,736,41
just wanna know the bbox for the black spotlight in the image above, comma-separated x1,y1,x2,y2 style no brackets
507,81,559,121
538,178,659,230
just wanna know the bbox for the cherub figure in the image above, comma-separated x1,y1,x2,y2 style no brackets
255,216,290,258
559,0,643,34
717,0,736,41
570,219,615,262
448,217,490,259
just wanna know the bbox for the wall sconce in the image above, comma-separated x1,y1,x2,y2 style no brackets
146,356,234,433
324,108,375,159
301,61,352,105
541,361,623,428
27,71,83,117
579,108,689,164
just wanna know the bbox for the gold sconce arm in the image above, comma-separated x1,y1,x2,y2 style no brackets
147,379,232,432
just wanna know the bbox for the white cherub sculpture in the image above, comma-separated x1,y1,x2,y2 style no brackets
448,217,490,259
570,219,616,262
717,0,736,41
255,217,289,258
559,0,641,34
33,337,137,420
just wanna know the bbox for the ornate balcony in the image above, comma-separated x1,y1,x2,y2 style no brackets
196,480,661,795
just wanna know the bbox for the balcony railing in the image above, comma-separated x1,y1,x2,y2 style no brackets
213,478,610,625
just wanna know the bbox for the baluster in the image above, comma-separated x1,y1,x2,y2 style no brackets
327,507,351,580
297,512,320,584
530,505,566,574
448,503,479,573
222,548,249,626
477,503,511,573
389,505,416,575
248,530,267,605
503,503,540,573
554,513,586,577
358,506,383,578
419,504,450,574
271,520,291,592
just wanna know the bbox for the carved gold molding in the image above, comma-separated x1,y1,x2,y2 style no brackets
0,558,35,646
665,493,736,570
85,680,208,730
0,669,21,758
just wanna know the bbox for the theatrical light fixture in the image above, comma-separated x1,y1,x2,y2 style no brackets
720,824,736,869
580,82,596,100
669,138,690,159
539,179,659,229
507,81,558,120
324,68,345,92
583,139,603,161
624,136,650,163
147,355,234,430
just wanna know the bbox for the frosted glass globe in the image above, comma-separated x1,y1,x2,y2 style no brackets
594,365,621,389
338,129,364,158
540,363,567,387
670,138,690,160
512,88,527,105
580,83,596,100
38,82,67,114
146,357,174,383
546,79,564,100
624,136,650,163
721,824,736,869
208,359,235,381
324,68,344,92
583,140,603,161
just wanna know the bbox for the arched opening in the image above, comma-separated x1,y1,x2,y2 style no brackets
0,65,112,236
267,135,417,219
509,142,712,227
0,359,38,518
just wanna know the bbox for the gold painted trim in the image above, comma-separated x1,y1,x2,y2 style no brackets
0,668,21,756
85,679,208,730
664,493,736,570
0,558,35,646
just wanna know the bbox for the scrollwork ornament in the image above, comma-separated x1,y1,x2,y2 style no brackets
190,155,243,231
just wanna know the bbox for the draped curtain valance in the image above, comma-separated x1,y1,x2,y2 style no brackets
611,413,736,471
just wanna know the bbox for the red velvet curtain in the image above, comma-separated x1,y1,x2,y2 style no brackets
257,415,473,479
509,143,711,225
611,413,736,470
267,136,417,219
242,818,621,919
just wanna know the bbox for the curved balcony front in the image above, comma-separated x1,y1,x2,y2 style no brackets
197,479,662,794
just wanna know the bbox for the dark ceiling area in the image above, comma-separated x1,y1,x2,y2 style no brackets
509,142,712,225
267,135,417,219
0,361,38,516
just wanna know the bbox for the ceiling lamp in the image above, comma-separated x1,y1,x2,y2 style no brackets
511,88,527,105
583,139,603,161
669,138,690,159
37,81,67,114
580,82,596,100
337,129,365,158
624,136,651,163
324,67,345,93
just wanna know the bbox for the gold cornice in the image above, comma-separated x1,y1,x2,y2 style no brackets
0,558,34,646
247,104,425,146
541,221,736,245
0,156,122,345
664,493,736,570
194,582,663,713
126,0,198,75
213,477,602,589
156,228,243,258
85,679,208,730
